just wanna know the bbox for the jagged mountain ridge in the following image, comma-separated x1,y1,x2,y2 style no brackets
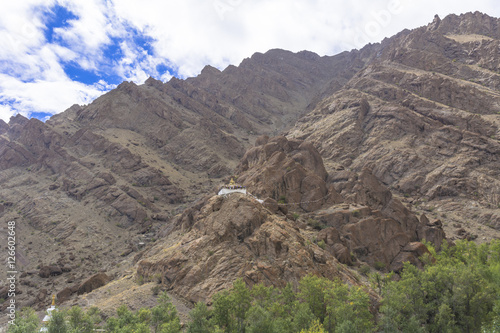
0,40,371,314
288,11,500,239
58,48,367,178
0,11,498,319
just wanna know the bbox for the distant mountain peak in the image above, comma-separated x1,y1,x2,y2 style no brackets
427,14,441,31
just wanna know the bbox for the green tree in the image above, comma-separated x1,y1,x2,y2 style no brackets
323,281,374,332
380,240,496,333
231,278,251,333
105,298,182,333
159,320,182,333
67,306,94,333
115,304,137,328
7,307,39,333
299,275,332,322
188,302,213,333
151,292,181,333
211,290,236,332
292,302,316,333
300,319,325,333
48,310,68,333
245,305,273,333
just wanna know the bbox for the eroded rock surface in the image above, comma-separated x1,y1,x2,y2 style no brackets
138,194,358,303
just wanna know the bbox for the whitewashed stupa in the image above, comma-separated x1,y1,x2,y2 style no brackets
40,295,56,332
218,178,247,196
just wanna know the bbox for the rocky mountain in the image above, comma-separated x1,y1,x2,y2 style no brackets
0,44,370,316
0,11,499,322
288,11,500,241
134,136,442,307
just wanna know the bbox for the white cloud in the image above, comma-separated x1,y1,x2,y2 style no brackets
0,104,16,123
0,0,113,121
1,0,500,121
0,73,108,121
0,1,52,58
113,0,500,77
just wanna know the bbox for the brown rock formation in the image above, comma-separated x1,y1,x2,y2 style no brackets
77,273,111,295
390,242,433,272
288,12,500,239
138,194,358,303
39,266,63,278
237,136,341,212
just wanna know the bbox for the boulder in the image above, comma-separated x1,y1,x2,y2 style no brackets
39,265,63,278
263,198,279,214
77,273,110,295
317,227,342,245
332,243,352,265
390,242,433,272
56,287,73,304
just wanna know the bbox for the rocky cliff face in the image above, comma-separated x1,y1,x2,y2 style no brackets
133,136,444,304
236,135,333,212
238,136,443,268
288,11,500,242
0,11,498,318
137,194,358,304
0,114,184,312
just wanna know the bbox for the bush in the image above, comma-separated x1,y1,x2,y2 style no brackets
151,285,161,296
374,261,386,271
278,195,287,204
359,265,370,276
7,307,39,333
307,218,321,230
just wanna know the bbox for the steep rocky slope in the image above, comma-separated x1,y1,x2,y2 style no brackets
131,136,443,306
0,11,498,322
0,47,369,314
288,11,500,243
235,136,444,269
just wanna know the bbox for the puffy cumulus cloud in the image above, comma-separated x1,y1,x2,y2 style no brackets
0,73,109,122
1,0,500,121
0,1,52,58
0,0,110,121
0,105,16,123
53,0,112,52
0,0,143,121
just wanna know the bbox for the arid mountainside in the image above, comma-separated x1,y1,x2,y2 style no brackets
288,12,500,242
0,47,366,313
134,136,442,305
0,11,499,321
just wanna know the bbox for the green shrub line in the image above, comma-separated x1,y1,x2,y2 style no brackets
10,239,500,332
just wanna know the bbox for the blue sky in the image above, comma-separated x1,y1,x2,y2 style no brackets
1,0,499,123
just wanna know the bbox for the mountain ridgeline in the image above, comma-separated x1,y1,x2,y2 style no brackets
0,11,499,320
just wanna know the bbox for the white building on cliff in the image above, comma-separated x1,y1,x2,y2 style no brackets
218,178,247,196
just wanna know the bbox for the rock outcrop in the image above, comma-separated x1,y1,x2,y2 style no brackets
288,12,500,240
77,273,111,295
138,194,358,303
237,136,342,212
138,135,446,304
